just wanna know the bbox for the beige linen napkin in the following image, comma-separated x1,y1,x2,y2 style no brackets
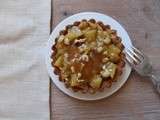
0,0,50,120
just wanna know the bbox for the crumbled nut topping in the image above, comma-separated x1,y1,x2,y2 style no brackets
77,73,82,78
103,37,111,44
78,44,87,53
97,40,103,47
102,57,109,63
101,69,110,78
80,54,89,62
103,51,108,55
64,38,70,45
71,66,75,73
97,46,103,53
74,38,86,45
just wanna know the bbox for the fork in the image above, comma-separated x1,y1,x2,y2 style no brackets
125,46,160,94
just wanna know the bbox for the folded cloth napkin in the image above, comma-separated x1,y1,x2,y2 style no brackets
0,0,50,120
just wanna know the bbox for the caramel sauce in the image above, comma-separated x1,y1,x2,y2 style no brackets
66,45,79,60
81,51,104,81
64,44,104,82
72,62,82,73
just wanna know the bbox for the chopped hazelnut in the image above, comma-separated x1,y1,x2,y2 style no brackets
74,38,86,46
101,69,110,78
103,37,111,44
71,66,75,73
74,54,78,58
77,79,85,83
97,41,103,47
102,57,109,63
71,58,76,62
97,46,103,53
80,63,85,70
78,44,87,53
103,51,108,55
77,73,82,78
108,69,113,72
64,38,70,45
80,54,89,62
102,64,106,70
71,57,79,63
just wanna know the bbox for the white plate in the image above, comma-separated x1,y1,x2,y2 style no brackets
46,12,132,100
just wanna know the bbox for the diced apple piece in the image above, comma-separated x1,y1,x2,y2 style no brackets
108,44,121,54
107,45,121,63
54,56,63,68
90,75,102,89
97,31,111,44
109,52,120,63
65,26,83,41
84,29,97,42
106,62,117,79
97,31,110,38
56,49,65,58
65,32,78,41
70,26,83,37
70,74,79,87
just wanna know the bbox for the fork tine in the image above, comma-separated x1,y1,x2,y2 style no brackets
127,48,141,62
125,49,139,64
131,46,144,57
125,55,132,65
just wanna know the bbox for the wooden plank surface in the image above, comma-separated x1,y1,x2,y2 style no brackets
50,0,160,120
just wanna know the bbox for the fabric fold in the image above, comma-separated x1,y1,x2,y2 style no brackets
0,0,50,120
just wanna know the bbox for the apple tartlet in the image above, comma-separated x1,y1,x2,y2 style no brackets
51,19,125,93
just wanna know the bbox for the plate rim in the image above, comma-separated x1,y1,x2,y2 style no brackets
46,12,132,101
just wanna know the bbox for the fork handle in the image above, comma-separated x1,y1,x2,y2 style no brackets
150,71,160,94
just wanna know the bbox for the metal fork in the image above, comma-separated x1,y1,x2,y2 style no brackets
125,46,160,94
